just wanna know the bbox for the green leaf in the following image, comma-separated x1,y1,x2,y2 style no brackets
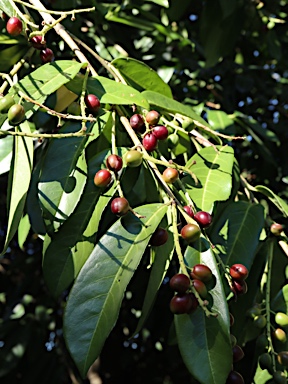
12,61,84,118
133,226,175,335
64,203,167,377
111,57,172,98
0,44,28,72
209,201,265,268
42,147,126,297
207,110,235,132
253,364,272,384
182,146,234,212
18,214,31,251
0,136,13,175
271,284,288,313
38,122,89,231
175,240,232,384
1,121,33,256
0,0,14,16
142,90,209,127
146,0,169,7
254,185,288,217
66,75,150,110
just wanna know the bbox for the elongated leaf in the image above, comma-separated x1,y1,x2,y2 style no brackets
18,214,30,250
66,75,150,109
175,240,232,384
12,61,84,118
142,90,209,127
133,226,174,335
182,146,234,212
112,57,173,98
64,203,167,377
0,136,13,175
207,110,235,132
38,122,90,231
42,147,127,297
254,185,288,217
1,121,33,255
209,201,264,268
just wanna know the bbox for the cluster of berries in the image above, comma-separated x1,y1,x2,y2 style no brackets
169,264,213,315
5,15,54,63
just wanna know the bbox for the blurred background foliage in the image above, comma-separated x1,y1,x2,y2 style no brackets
0,0,288,383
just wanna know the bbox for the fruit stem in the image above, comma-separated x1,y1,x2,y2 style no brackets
171,201,189,278
115,179,124,198
79,65,90,131
14,1,95,17
10,1,39,28
265,239,276,372
111,111,117,155
29,0,97,76
0,129,92,139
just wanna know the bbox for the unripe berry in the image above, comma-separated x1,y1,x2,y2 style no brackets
125,150,143,167
275,312,288,327
152,125,168,140
6,17,22,36
40,48,55,63
142,133,158,152
274,328,287,343
270,222,284,236
162,168,179,184
169,274,191,294
93,169,112,188
181,223,201,243
85,94,100,114
253,315,267,329
0,95,15,114
106,154,123,172
8,104,25,125
130,114,145,133
145,110,160,125
150,227,168,246
277,351,288,367
111,197,130,216
194,211,212,228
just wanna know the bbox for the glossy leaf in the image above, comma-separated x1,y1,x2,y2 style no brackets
17,214,30,250
209,201,265,268
42,147,126,297
1,121,33,256
38,122,89,231
64,203,167,377
141,90,210,127
182,146,234,212
207,110,235,132
12,61,84,119
254,185,288,217
133,226,174,335
146,0,169,7
66,75,150,109
175,239,232,384
0,135,13,175
112,57,173,98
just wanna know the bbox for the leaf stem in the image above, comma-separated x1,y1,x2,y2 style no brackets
0,129,92,139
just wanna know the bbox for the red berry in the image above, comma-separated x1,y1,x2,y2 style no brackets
270,223,284,236
226,370,244,384
232,279,248,295
142,133,158,152
6,17,22,36
94,169,112,188
233,345,244,362
162,168,179,184
230,264,249,281
190,264,213,283
145,110,160,125
152,125,168,140
183,206,194,218
150,227,168,246
130,114,145,133
181,224,201,243
169,293,194,314
169,274,191,293
193,279,208,298
106,154,123,172
111,197,130,216
194,211,212,228
30,35,46,49
85,94,100,114
40,48,55,63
